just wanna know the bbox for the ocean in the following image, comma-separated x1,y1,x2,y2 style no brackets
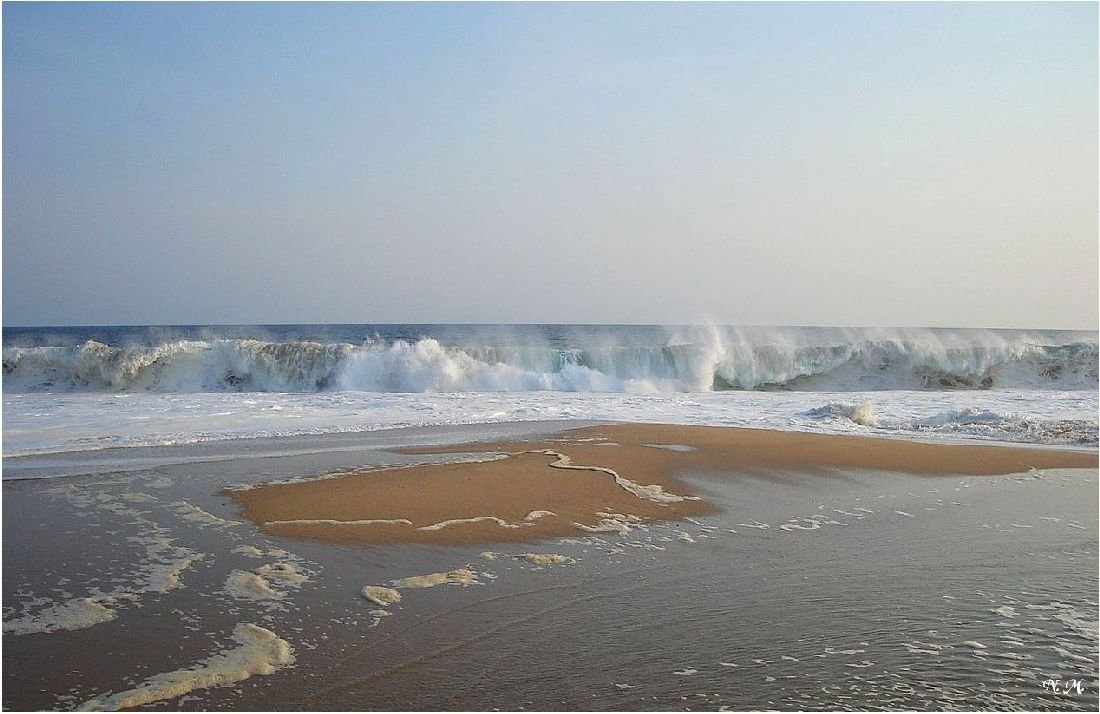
3,323,1098,459
3,324,1098,711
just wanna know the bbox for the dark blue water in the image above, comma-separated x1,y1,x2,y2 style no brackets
1,324,670,349
6,323,1092,349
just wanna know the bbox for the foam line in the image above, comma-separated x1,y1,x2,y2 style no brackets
77,623,294,711
170,501,239,528
514,553,571,565
529,449,697,504
389,569,479,589
265,518,413,527
416,517,522,531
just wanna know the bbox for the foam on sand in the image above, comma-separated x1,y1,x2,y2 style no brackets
144,551,205,594
6,485,206,637
575,511,643,535
643,443,697,452
77,623,294,711
263,517,413,527
170,501,239,528
360,586,402,606
417,516,523,531
224,561,309,601
225,571,283,601
514,553,571,565
417,510,560,531
390,568,480,589
2,597,119,636
536,449,697,504
255,562,308,586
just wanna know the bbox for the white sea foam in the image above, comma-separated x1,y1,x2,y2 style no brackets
5,387,1096,461
225,571,282,601
416,516,523,531
575,512,643,535
144,551,205,594
806,402,879,426
514,553,571,565
255,563,308,586
77,623,294,711
537,449,696,504
6,329,1094,395
170,501,239,528
265,518,413,527
390,568,480,589
2,597,119,636
5,327,1096,462
5,486,205,637
360,586,402,606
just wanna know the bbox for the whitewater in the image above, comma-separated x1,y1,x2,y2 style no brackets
3,324,1097,458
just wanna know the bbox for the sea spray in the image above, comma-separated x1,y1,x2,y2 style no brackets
4,326,1096,394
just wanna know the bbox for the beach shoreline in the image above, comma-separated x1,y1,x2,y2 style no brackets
231,423,1097,547
4,419,1098,711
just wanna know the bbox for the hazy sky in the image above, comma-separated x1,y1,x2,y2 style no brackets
3,1,1097,328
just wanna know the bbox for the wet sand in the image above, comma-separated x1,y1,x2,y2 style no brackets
4,422,1098,711
231,424,1097,546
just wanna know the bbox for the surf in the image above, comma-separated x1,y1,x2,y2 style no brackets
3,325,1096,394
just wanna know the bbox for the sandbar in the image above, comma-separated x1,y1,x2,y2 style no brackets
230,424,1096,546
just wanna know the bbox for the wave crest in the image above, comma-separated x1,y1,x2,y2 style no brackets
806,402,1098,446
3,332,1096,394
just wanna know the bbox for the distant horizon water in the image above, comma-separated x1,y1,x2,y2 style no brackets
4,321,1098,331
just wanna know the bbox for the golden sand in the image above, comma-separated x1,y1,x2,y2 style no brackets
230,424,1096,546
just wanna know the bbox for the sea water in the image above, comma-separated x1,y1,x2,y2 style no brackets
3,324,1096,459
3,325,1097,710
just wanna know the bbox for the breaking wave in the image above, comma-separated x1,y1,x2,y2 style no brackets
806,403,1098,446
3,331,1097,394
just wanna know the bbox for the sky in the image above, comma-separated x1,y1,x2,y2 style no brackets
2,1,1097,329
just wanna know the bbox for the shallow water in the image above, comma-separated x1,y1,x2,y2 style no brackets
3,425,1097,711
